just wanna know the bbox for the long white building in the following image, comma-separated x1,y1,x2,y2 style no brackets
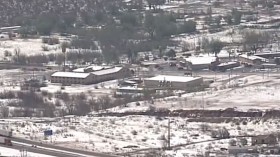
51,66,131,85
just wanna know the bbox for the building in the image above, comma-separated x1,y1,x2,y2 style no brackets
216,50,237,62
252,134,277,146
238,54,267,65
183,56,219,70
51,72,93,85
143,75,203,90
51,66,131,85
115,86,156,97
216,62,240,72
255,52,280,59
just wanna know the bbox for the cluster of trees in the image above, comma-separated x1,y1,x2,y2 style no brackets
0,90,120,117
7,1,197,64
0,91,55,117
204,7,242,27
145,13,196,39
242,30,271,53
198,38,224,56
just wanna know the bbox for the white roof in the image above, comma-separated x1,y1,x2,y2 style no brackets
217,62,238,67
118,86,144,90
141,62,159,66
91,67,123,75
51,72,90,78
72,65,117,73
239,54,266,61
85,65,105,71
217,50,238,58
144,75,201,83
72,68,85,73
185,56,217,65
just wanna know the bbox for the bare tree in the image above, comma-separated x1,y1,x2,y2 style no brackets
0,106,9,118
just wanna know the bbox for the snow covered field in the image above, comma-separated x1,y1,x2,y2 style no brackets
0,38,63,58
2,115,280,156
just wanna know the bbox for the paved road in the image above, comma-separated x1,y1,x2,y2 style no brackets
11,137,120,157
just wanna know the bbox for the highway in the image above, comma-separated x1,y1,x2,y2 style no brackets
1,143,87,157
6,137,120,157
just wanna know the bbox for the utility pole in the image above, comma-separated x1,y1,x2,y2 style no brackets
61,42,68,72
20,148,27,157
167,119,171,150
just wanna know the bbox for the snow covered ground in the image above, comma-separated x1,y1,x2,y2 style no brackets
2,115,280,156
40,80,118,95
0,72,280,156
0,38,63,58
108,74,280,112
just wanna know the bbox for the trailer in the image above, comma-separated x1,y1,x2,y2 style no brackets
0,129,12,137
0,136,12,146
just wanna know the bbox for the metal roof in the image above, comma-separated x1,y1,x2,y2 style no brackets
51,72,91,78
144,75,201,83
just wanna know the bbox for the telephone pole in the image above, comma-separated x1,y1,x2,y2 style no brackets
20,148,27,157
167,119,171,150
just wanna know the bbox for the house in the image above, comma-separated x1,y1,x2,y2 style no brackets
251,134,277,146
143,75,203,91
51,66,131,85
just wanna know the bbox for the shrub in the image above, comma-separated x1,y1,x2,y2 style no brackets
229,139,237,146
240,138,247,146
131,130,138,135
48,38,59,45
42,37,49,43
41,91,48,96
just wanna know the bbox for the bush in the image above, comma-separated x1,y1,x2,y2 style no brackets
242,121,247,125
42,37,59,45
48,38,59,45
240,138,247,146
42,37,49,44
131,130,138,135
41,91,48,96
200,123,211,132
229,139,237,146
